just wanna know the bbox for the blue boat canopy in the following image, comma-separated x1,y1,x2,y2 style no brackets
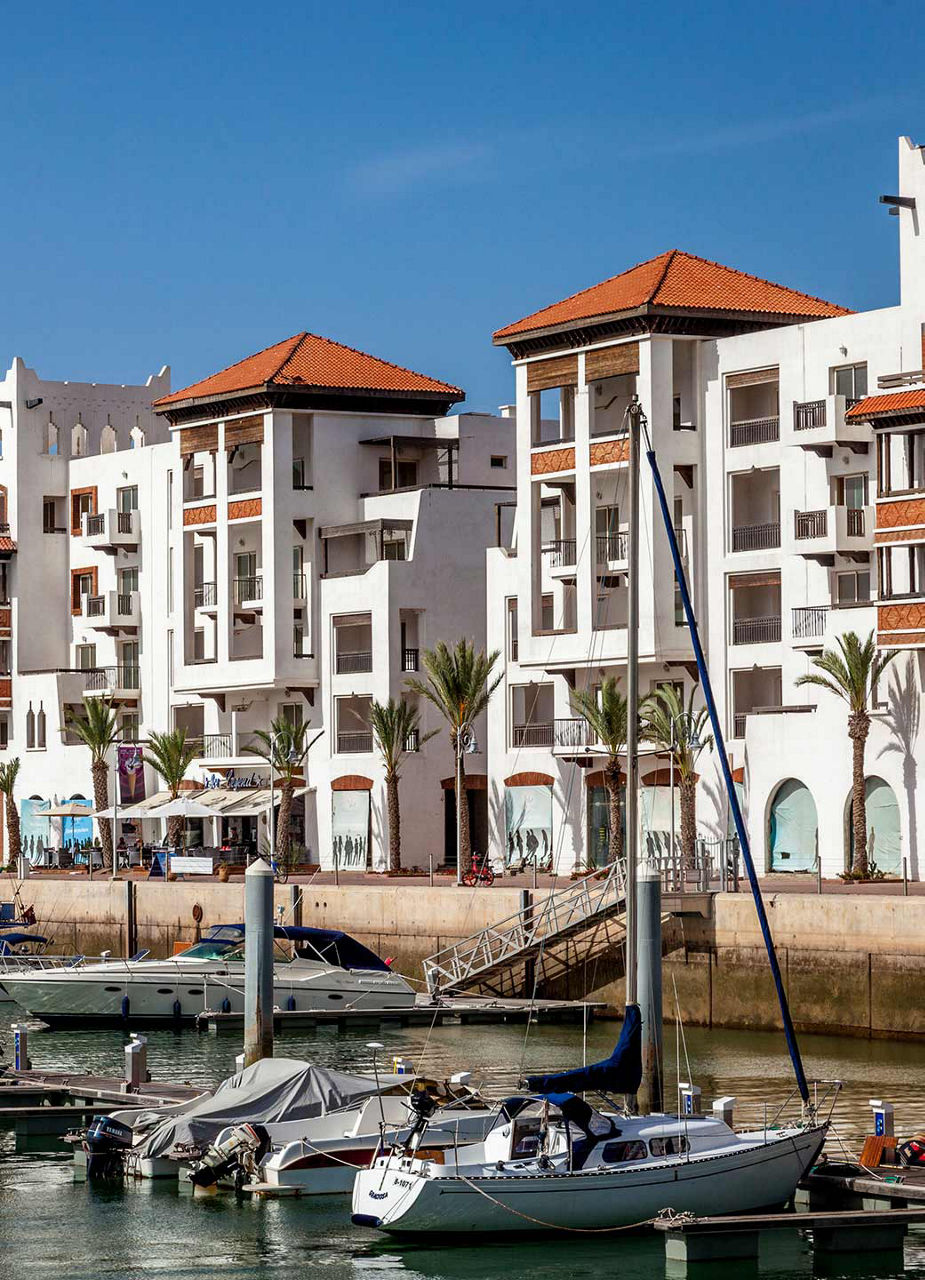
0,932,47,953
201,923,390,972
525,1003,642,1097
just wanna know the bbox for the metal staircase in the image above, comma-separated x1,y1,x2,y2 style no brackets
423,859,629,998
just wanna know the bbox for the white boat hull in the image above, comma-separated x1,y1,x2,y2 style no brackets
352,1124,826,1234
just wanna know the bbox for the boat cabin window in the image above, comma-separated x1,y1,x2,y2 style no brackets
649,1135,689,1157
181,940,244,961
511,1117,543,1158
601,1139,648,1164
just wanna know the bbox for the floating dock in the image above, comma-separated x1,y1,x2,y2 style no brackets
197,995,599,1035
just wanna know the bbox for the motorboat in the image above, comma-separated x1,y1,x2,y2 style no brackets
351,1089,827,1235
1,924,415,1025
0,932,55,1002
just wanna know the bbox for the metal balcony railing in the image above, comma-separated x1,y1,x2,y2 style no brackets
85,595,105,617
729,416,780,447
116,593,134,616
404,728,420,752
792,605,829,638
542,539,577,568
116,511,134,534
233,576,263,604
732,615,781,645
195,732,233,758
336,650,372,674
596,532,628,563
846,507,865,536
84,664,140,692
512,722,554,748
402,647,419,672
733,712,748,738
293,625,310,657
337,730,373,754
731,522,780,551
795,509,827,539
554,718,598,749
293,573,307,598
794,400,826,430
85,513,105,536
194,582,217,608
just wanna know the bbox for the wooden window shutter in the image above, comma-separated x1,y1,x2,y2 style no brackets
179,423,219,456
726,367,779,389
526,355,578,393
224,416,265,448
585,342,640,382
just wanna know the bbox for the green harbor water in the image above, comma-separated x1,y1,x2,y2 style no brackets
1,1016,924,1279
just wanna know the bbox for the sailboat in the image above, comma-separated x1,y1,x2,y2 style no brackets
352,398,829,1236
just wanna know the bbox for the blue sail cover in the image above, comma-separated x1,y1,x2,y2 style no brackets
525,1004,642,1096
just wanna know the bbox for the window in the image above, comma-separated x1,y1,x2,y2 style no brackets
120,711,140,741
71,489,95,534
601,1140,649,1164
72,422,88,457
167,471,173,530
673,395,682,430
832,363,868,402
36,705,46,750
119,567,139,595
490,455,508,470
836,569,871,605
834,474,868,509
292,457,307,488
167,629,174,686
379,457,418,490
674,583,685,626
194,628,205,661
76,644,97,670
191,465,205,499
0,639,10,675
117,486,138,513
0,563,8,603
540,593,554,631
71,570,95,613
168,547,174,612
0,718,8,749
382,532,407,561
100,424,117,453
281,702,303,729
507,597,518,662
45,420,58,456
649,1135,689,1157
43,498,60,533
26,705,35,750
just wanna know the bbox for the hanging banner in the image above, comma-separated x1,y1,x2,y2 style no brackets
331,790,369,870
504,785,552,870
118,744,146,805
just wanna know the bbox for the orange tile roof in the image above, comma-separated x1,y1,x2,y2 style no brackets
155,332,463,406
0,537,16,553
845,389,925,419
493,250,850,341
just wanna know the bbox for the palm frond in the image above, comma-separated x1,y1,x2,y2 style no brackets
571,677,627,758
143,729,198,796
405,638,501,739
0,756,21,796
66,696,119,764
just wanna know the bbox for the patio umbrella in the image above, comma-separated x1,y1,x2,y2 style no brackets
42,801,93,850
147,797,217,854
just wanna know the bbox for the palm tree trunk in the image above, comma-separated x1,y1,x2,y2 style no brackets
679,774,697,870
849,712,869,876
92,758,112,869
386,771,401,872
5,793,20,868
276,781,293,869
605,759,623,866
457,744,472,873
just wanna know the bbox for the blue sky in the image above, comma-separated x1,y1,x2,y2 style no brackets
2,1,925,412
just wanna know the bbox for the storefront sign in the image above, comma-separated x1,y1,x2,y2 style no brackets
203,769,263,791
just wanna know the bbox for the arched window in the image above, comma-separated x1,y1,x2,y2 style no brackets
768,778,817,872
36,705,46,749
847,777,902,875
130,424,145,449
100,424,117,454
46,419,59,456
26,704,35,750
72,422,88,458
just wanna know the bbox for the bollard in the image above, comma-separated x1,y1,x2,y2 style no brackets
243,857,275,1067
637,862,663,1114
713,1095,736,1127
124,1033,149,1087
870,1099,895,1138
679,1083,702,1116
12,1023,30,1071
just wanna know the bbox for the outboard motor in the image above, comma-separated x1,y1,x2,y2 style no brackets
83,1114,135,1180
898,1135,925,1168
187,1123,270,1191
404,1087,439,1155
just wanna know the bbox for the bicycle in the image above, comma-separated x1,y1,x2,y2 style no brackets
461,852,495,888
270,859,289,884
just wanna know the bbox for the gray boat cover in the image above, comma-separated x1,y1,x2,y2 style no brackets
135,1057,395,1159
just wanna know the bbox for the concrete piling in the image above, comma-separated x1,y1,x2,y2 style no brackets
637,862,663,1113
244,857,275,1067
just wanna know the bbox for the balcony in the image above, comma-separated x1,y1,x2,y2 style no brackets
337,730,373,754
293,573,307,601
732,615,781,645
194,582,217,610
336,650,372,674
793,506,871,559
81,591,140,631
731,522,780,552
790,395,870,454
189,732,261,760
792,605,829,643
596,532,628,566
554,718,598,752
512,722,554,748
233,576,263,607
729,416,780,447
84,664,141,697
402,647,419,672
542,539,577,571
293,624,311,658
82,509,140,551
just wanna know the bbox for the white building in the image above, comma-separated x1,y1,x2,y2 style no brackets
485,136,925,881
1,332,515,868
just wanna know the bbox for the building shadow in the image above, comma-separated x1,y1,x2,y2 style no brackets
877,655,920,880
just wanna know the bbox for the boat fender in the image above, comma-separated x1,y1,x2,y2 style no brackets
286,995,296,1011
221,998,231,1014
121,995,130,1019
172,999,182,1020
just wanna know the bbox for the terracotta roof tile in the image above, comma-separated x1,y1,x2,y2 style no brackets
845,389,925,419
493,250,850,341
0,538,16,553
155,332,463,407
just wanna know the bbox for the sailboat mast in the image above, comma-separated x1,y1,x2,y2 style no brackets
624,398,642,1011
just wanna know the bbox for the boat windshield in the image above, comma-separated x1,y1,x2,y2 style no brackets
178,940,243,961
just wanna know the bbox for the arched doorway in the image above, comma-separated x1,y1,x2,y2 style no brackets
848,776,902,875
585,769,626,869
768,779,817,872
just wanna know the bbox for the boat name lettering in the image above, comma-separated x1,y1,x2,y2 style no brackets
369,1191,389,1200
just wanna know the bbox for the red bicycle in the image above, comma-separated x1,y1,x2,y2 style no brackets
461,853,495,887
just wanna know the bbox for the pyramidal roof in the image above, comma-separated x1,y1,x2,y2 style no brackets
154,332,463,408
493,250,851,342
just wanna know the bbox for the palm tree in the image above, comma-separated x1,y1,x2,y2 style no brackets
642,684,712,869
796,630,896,876
570,677,628,866
248,717,315,870
0,757,22,870
144,729,198,848
406,639,501,872
369,699,437,872
66,696,119,869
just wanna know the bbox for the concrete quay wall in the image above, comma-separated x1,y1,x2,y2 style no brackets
11,880,925,1040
